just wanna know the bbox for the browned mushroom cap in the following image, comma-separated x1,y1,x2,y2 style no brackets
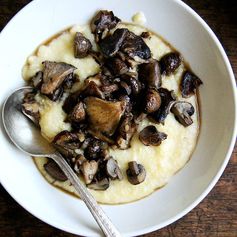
115,115,137,150
104,57,128,76
138,60,161,89
139,125,167,146
69,102,86,123
31,71,43,89
160,52,181,75
53,130,81,158
126,161,146,185
81,81,105,99
106,157,123,180
81,160,98,184
74,32,92,58
180,71,203,98
99,28,128,57
44,159,67,182
121,31,151,60
87,178,110,190
149,88,176,124
90,10,121,40
121,74,142,96
88,129,114,144
144,88,161,114
41,61,76,97
83,137,108,160
84,97,126,136
171,101,195,127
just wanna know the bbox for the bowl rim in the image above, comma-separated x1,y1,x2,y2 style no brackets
0,0,236,236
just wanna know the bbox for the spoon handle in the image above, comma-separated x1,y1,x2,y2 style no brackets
49,152,121,237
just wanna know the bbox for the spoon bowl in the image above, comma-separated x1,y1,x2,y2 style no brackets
2,86,121,237
2,87,55,156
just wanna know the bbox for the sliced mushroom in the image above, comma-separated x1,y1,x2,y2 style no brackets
138,60,161,89
74,32,92,58
90,10,120,41
126,161,146,185
144,88,161,114
31,71,43,89
101,84,119,95
99,28,128,57
149,88,176,124
62,90,80,114
44,159,67,182
115,115,137,150
106,157,123,180
41,61,76,98
81,81,105,99
180,71,203,98
121,31,151,60
160,52,181,75
84,97,126,136
81,160,98,184
87,178,110,190
22,92,40,124
171,101,195,127
121,74,141,96
84,138,108,160
22,101,40,124
119,81,132,95
139,125,167,146
104,57,128,76
88,129,114,144
53,130,81,158
73,154,86,173
69,102,86,123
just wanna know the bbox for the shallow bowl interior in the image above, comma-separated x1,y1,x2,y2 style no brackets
0,0,236,236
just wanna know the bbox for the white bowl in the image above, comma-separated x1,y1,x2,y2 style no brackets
0,0,236,236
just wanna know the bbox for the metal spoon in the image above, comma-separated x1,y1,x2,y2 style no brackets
2,86,121,237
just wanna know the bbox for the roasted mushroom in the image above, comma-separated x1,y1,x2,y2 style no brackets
73,154,86,173
121,74,142,96
84,138,108,160
171,101,195,127
84,97,126,136
81,160,98,184
44,159,67,181
31,71,43,89
144,88,161,114
115,115,137,149
139,125,167,146
53,130,81,158
121,31,151,60
74,32,92,58
138,60,161,89
180,71,203,98
99,28,128,57
104,57,128,76
160,52,181,75
41,61,76,99
81,81,105,99
22,92,40,124
149,88,176,124
126,161,146,185
106,157,123,180
87,178,110,190
69,102,86,123
90,10,121,41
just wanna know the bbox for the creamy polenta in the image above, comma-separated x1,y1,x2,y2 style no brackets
22,21,199,204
